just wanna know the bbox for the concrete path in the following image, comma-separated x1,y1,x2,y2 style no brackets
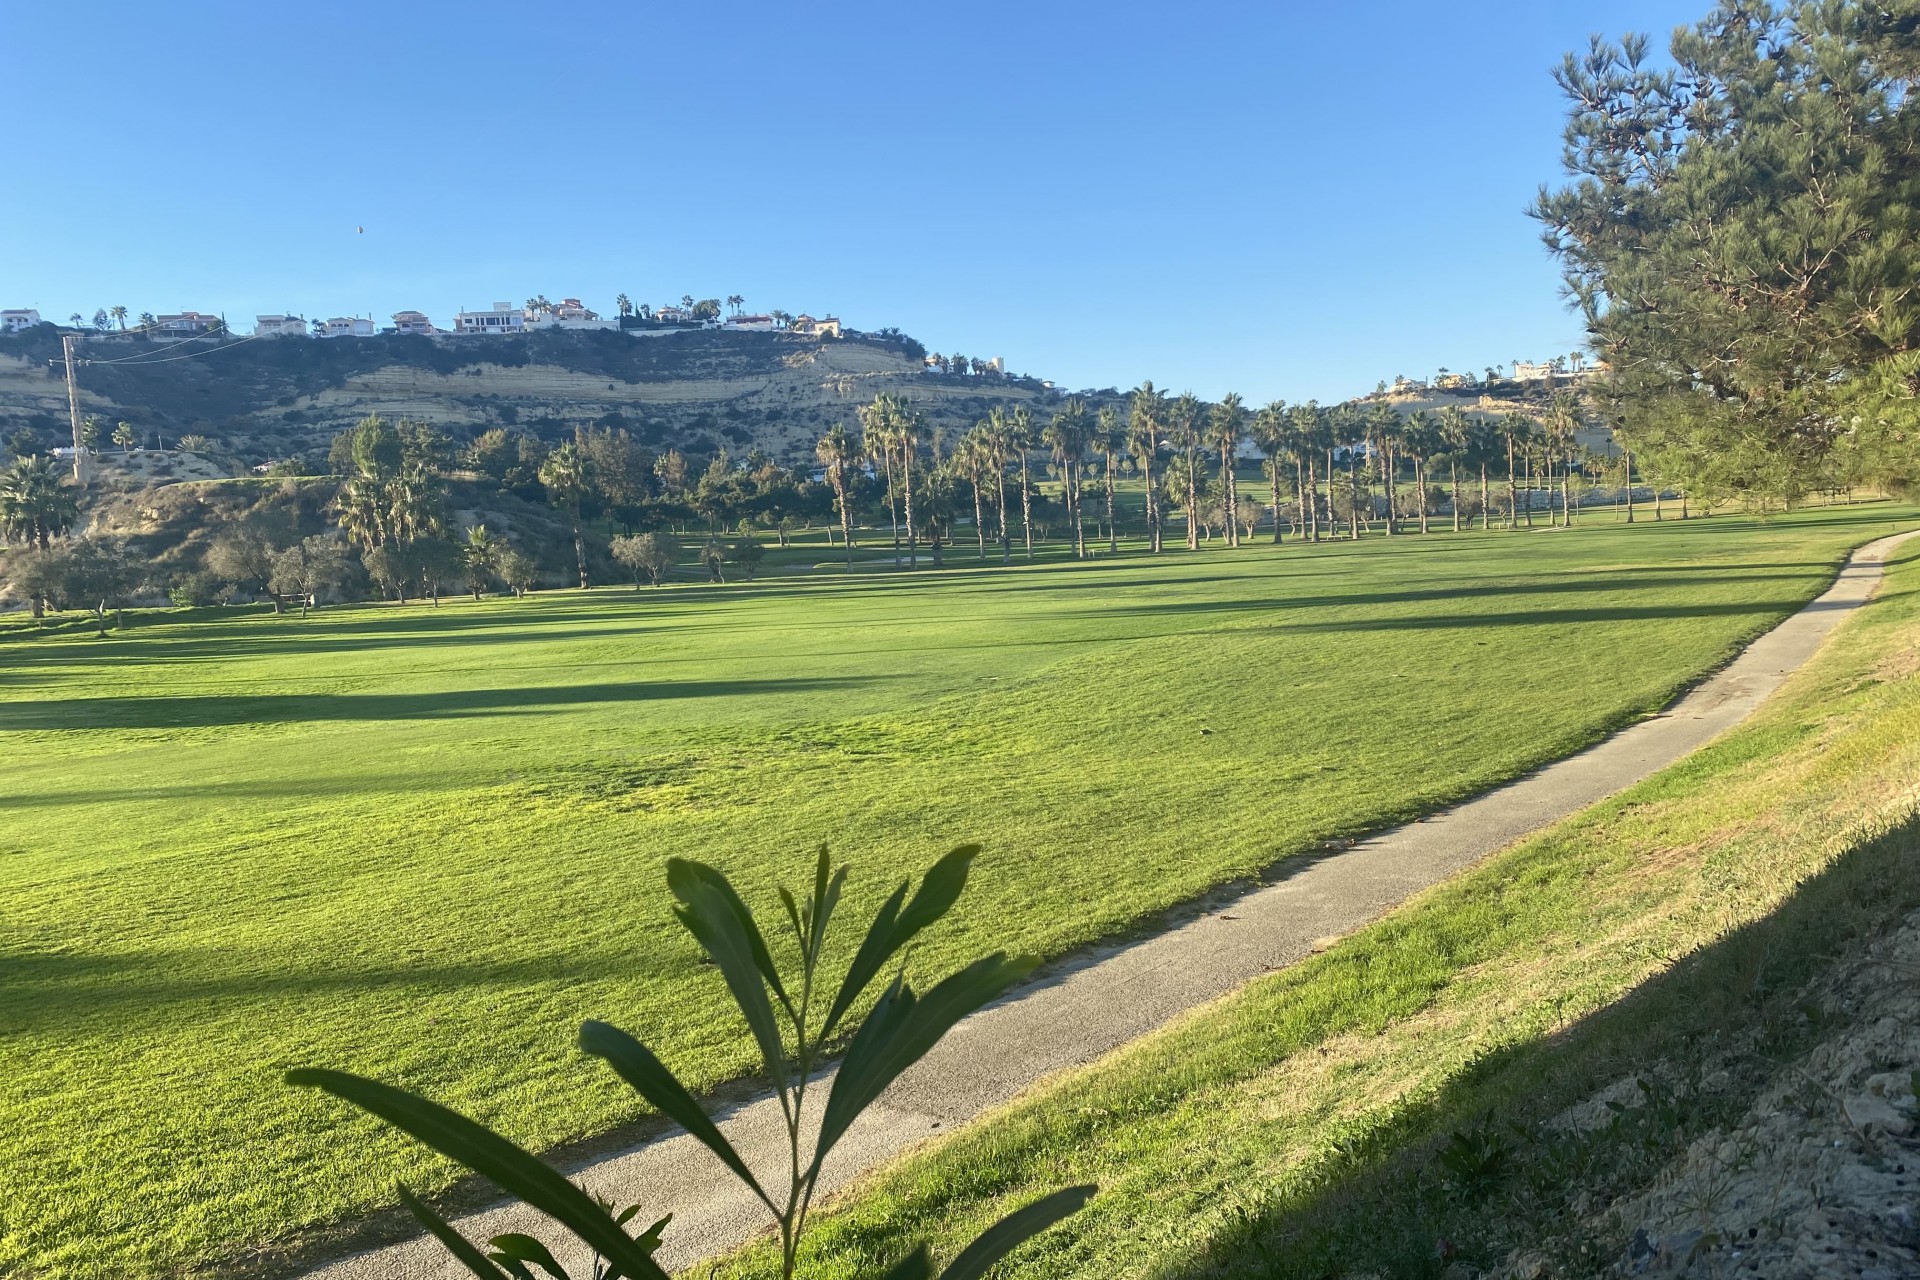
302,530,1915,1280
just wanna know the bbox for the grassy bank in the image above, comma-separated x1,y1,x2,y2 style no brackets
0,506,1909,1277
713,534,1920,1279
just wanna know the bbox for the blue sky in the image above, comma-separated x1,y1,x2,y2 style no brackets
0,2,1701,403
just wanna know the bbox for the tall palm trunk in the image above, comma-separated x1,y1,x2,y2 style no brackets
882,448,900,566
1141,442,1160,553
1221,443,1240,547
1018,451,1033,559
970,463,986,560
1184,443,1199,550
1624,449,1636,523
571,512,588,588
1347,450,1361,539
1416,458,1430,533
1449,460,1461,532
1305,453,1319,542
1270,456,1286,544
832,471,854,569
1071,460,1086,558
1560,456,1571,527
1382,446,1396,536
1480,463,1490,531
902,450,916,570
1104,452,1117,553
1506,435,1519,530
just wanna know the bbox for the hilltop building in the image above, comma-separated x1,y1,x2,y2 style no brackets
723,313,777,331
524,298,616,331
790,313,842,338
454,303,525,335
391,310,438,335
1,309,41,333
314,316,376,339
254,315,308,337
154,312,220,337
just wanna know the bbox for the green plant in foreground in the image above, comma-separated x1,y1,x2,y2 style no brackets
289,845,1091,1279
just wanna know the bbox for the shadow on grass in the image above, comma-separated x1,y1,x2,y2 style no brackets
0,675,888,731
1171,809,1920,1279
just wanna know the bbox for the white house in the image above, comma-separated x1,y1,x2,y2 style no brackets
154,311,221,337
254,314,308,337
391,310,437,335
790,313,843,338
454,303,526,335
1,308,42,333
723,313,777,332
525,298,616,331
655,305,696,324
314,316,376,339
1512,360,1555,381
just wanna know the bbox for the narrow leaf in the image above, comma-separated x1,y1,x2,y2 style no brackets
666,859,792,1012
578,1021,770,1208
939,1185,1095,1280
487,1233,571,1280
668,868,792,1081
820,847,977,1040
396,1183,510,1280
815,953,1031,1167
287,1069,669,1280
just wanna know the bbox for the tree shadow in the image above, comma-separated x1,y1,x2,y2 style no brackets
1163,807,1920,1278
0,675,888,731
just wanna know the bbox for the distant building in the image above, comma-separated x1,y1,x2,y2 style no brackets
654,305,696,324
724,313,777,331
154,311,221,337
254,314,308,337
314,316,376,339
1434,372,1468,390
1,308,41,333
790,313,843,338
1512,360,1555,381
525,298,616,331
455,303,525,335
391,310,437,335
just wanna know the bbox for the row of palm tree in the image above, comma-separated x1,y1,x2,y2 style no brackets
811,388,1605,572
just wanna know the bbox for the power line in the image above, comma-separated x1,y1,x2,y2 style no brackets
96,331,266,366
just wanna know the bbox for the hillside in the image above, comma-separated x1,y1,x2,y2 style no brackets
0,326,1057,466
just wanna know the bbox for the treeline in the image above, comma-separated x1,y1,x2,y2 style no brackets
1536,0,1920,502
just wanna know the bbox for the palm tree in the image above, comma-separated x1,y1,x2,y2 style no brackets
387,463,445,545
109,305,128,331
1095,405,1124,553
1166,393,1204,550
615,293,633,318
138,311,156,330
336,474,389,552
538,442,595,588
112,421,136,452
896,401,922,569
1438,407,1470,533
815,424,858,570
1365,402,1403,536
959,423,991,560
858,395,902,566
1401,410,1438,534
1208,393,1247,547
0,455,80,549
1290,403,1325,543
726,294,744,315
681,294,695,312
463,525,498,599
1545,392,1581,526
1129,382,1166,553
1042,398,1091,558
1009,405,1037,559
1252,401,1289,544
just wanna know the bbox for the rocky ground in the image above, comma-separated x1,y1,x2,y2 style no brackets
1496,910,1920,1279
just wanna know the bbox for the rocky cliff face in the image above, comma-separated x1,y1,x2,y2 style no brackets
0,327,1054,465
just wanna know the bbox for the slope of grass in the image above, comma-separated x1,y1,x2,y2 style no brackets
711,531,1920,1280
0,506,1908,1278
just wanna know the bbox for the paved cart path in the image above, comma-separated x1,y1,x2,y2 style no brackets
302,529,1916,1280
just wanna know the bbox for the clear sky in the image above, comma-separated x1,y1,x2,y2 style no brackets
0,2,1702,404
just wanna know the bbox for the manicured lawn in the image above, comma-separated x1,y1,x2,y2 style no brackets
711,526,1920,1280
0,505,1909,1277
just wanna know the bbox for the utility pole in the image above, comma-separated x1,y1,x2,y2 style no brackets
60,333,89,483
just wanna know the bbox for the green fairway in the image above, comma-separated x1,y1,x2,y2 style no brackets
710,528,1920,1280
0,506,1909,1277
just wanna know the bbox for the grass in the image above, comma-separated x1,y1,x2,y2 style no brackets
709,528,1920,1280
0,504,1910,1278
